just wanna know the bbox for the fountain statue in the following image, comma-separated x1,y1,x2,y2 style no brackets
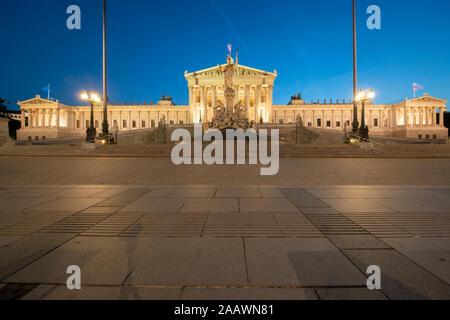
206,55,254,131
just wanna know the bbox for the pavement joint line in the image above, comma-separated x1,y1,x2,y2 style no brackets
0,233,78,283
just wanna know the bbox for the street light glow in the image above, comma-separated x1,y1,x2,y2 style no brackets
81,92,89,100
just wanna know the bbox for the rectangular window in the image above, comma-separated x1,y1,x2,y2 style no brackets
326,121,331,127
418,134,423,139
170,120,174,125
179,120,184,125
151,120,155,128
433,134,437,140
307,122,312,127
374,119,378,127
336,121,341,127
426,134,430,139
141,120,146,128
279,119,284,124
113,120,118,128
132,120,137,128
317,119,322,127
123,120,127,128
76,120,80,129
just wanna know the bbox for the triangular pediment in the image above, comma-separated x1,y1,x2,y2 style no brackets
409,95,446,103
186,64,276,78
18,96,57,105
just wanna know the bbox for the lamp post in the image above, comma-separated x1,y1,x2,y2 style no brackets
100,0,110,141
352,0,359,133
81,91,101,143
355,89,375,140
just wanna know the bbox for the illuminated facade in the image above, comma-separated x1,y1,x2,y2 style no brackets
17,60,448,141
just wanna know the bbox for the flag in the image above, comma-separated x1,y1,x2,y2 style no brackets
227,43,232,54
413,83,424,90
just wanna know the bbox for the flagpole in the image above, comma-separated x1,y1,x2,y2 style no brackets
48,84,50,100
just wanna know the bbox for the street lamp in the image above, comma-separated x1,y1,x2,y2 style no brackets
352,0,359,134
355,89,375,140
100,0,110,142
81,91,101,143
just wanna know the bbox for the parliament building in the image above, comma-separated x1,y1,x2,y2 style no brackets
17,59,448,141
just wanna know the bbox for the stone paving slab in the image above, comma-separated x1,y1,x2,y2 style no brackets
53,188,106,198
327,235,391,250
371,198,446,213
239,199,299,213
343,249,450,300
0,197,59,213
181,199,239,213
0,235,22,247
322,199,395,213
6,237,157,286
43,285,182,300
245,238,366,287
25,198,105,213
125,238,247,286
281,188,329,208
120,198,185,213
315,288,388,300
258,188,286,198
0,185,450,300
95,188,152,207
216,188,261,198
181,288,318,300
381,237,450,285
0,233,76,282
168,188,216,198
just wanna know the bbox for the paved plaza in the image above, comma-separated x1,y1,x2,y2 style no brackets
0,184,449,300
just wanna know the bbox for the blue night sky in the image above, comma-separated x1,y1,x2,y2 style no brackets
1,0,449,110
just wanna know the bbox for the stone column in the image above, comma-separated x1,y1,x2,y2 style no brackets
55,109,59,128
200,86,205,121
49,109,54,128
27,110,31,128
212,85,217,111
245,85,250,118
19,110,25,129
439,108,444,127
256,85,262,122
204,86,208,122
268,85,273,123
341,110,344,128
419,108,423,127
332,110,335,129
81,111,85,130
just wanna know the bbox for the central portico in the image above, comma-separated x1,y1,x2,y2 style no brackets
185,58,277,123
